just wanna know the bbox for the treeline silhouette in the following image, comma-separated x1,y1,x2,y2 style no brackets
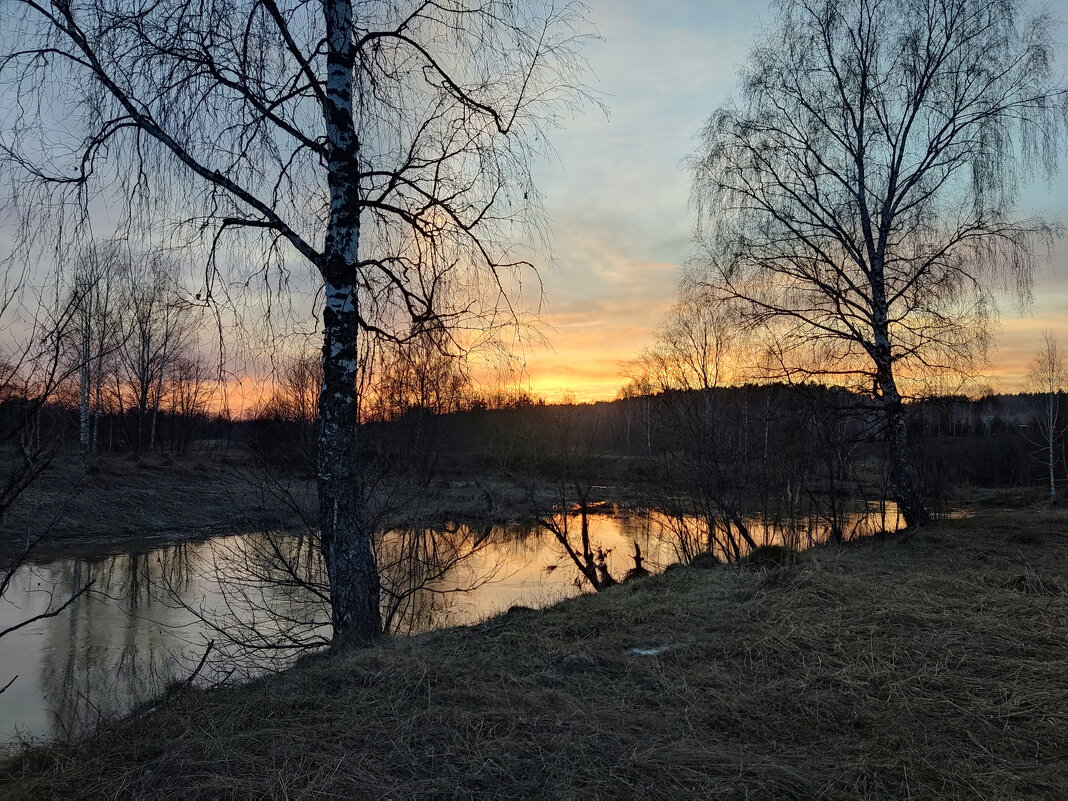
3,363,1061,510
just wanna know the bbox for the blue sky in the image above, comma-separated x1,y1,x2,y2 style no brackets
520,0,1068,400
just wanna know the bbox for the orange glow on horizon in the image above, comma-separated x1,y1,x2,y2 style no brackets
212,326,1064,418
205,273,1068,413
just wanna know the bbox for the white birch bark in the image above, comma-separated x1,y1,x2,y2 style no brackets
318,0,380,643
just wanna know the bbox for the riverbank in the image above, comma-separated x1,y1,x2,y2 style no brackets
0,448,631,563
2,507,1066,799
0,450,316,563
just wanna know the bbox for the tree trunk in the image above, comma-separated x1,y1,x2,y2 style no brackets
1048,394,1056,502
721,503,757,553
318,284,379,644
92,370,101,451
876,365,930,528
318,0,380,645
79,322,91,462
1049,438,1056,502
870,253,930,529
137,390,148,454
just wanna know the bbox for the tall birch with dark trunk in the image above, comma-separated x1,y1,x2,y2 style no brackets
0,0,590,642
691,0,1067,527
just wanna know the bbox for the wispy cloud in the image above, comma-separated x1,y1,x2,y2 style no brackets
525,1,1068,401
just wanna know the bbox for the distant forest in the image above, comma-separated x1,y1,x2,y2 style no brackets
6,375,1063,508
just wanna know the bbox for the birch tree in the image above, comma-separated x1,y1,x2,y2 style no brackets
112,254,195,453
691,0,1067,527
67,241,125,459
0,276,96,697
0,0,590,642
1026,331,1065,501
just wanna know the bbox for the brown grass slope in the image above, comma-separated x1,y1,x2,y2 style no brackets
0,450,313,559
3,508,1067,799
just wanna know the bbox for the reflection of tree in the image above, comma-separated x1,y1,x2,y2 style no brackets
37,546,202,741
170,524,504,678
510,406,621,591
646,501,903,565
379,525,503,635
5,495,922,742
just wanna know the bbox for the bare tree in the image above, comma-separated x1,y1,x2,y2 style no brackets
164,353,217,454
0,281,81,525
1,0,591,643
365,330,469,421
1026,331,1065,501
247,350,322,467
275,355,321,434
65,240,126,459
111,253,197,454
0,279,95,696
634,281,738,395
626,285,760,560
691,0,1067,527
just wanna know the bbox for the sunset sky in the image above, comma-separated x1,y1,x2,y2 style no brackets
517,0,1068,402
1,0,1064,411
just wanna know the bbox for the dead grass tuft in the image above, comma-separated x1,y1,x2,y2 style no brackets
740,544,801,570
1003,573,1063,596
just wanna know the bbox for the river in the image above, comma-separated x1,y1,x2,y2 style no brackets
0,503,902,747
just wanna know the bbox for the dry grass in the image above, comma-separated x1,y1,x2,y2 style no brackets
3,507,1068,799
0,448,624,562
0,449,314,560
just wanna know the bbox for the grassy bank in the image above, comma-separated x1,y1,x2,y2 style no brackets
0,449,315,561
0,448,630,562
3,507,1067,799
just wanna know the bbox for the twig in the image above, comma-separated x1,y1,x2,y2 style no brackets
183,639,215,688
0,579,95,639
0,673,18,696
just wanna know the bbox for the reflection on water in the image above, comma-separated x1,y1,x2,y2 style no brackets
1,546,207,746
0,502,902,747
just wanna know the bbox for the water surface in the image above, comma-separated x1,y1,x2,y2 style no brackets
0,503,902,746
